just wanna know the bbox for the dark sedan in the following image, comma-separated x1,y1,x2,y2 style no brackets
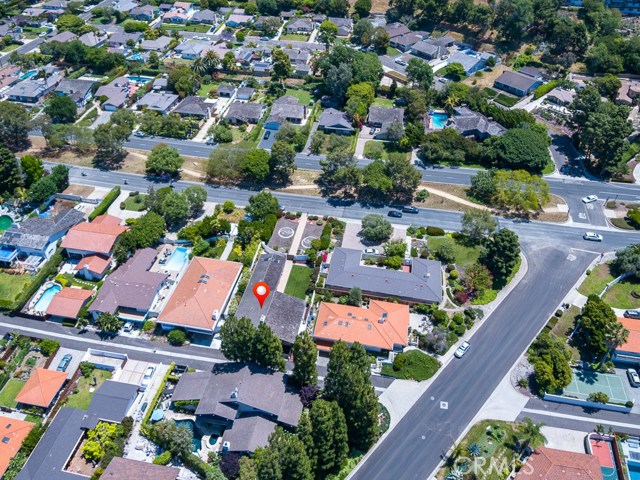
388,210,403,218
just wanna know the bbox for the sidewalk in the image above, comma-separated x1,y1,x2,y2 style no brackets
219,237,235,261
192,116,216,142
288,213,308,255
276,260,293,292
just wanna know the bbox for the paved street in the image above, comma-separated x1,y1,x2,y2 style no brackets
0,38,44,66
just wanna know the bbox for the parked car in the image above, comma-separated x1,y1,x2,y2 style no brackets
141,401,148,413
388,210,403,218
624,309,640,319
56,354,72,372
369,127,376,135
264,131,271,140
454,342,470,358
627,368,640,387
260,36,269,41
363,248,379,254
123,322,133,332
395,58,406,66
582,195,598,204
134,131,146,137
403,206,419,214
140,366,156,391
583,232,603,242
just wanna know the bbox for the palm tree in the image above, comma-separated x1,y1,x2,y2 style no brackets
203,50,219,72
13,187,27,207
468,443,481,457
519,417,547,451
446,468,464,480
191,58,206,75
94,312,123,334
444,92,461,115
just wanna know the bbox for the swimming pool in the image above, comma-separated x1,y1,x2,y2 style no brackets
165,247,189,271
173,419,201,452
33,283,62,313
430,112,449,129
127,75,153,84
19,70,36,80
0,215,12,231
128,53,145,62
630,463,640,480
38,212,52,218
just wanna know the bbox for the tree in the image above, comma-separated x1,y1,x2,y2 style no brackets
383,238,407,257
167,66,201,96
146,143,184,176
152,420,193,458
110,109,137,131
345,82,375,120
236,31,246,42
292,331,318,387
613,244,640,278
94,312,123,333
387,154,421,199
0,100,30,151
319,20,338,47
385,121,405,143
436,241,456,264
354,0,372,17
592,74,622,101
93,122,130,167
271,48,293,83
161,190,190,226
352,18,374,45
57,13,93,34
182,185,207,217
45,95,77,124
167,329,187,346
255,428,314,480
309,400,349,477
0,147,21,198
482,127,551,172
469,170,496,202
495,0,534,42
20,155,44,188
242,148,270,181
246,191,279,218
324,64,353,103
222,51,237,71
518,417,547,450
38,339,59,356
480,229,521,278
50,164,69,192
348,287,363,306
269,141,296,183
444,62,466,81
28,176,57,204
212,124,233,143
580,295,629,358
361,214,393,242
461,210,497,240
369,27,390,53
406,58,434,91
462,263,493,295
588,392,610,404
493,170,550,211
220,316,256,362
253,322,286,371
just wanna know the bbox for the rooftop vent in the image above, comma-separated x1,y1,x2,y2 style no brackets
338,320,343,325
230,387,238,399
2,437,9,444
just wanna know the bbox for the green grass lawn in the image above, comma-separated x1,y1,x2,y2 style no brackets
427,235,482,269
372,97,395,108
285,88,312,105
0,273,33,306
542,158,556,175
77,107,98,127
483,87,498,98
65,370,112,410
381,350,440,381
578,263,614,298
197,82,219,98
280,33,309,41
0,379,25,408
386,46,401,57
494,93,519,107
163,24,212,33
603,277,640,309
363,141,410,161
123,194,148,211
284,265,312,299
1,44,19,53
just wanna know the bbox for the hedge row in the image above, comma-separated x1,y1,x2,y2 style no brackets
533,79,561,100
88,186,121,221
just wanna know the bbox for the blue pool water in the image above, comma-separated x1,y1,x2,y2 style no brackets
166,247,189,271
173,419,201,452
20,70,36,80
128,53,145,62
0,247,17,261
127,75,152,83
38,212,51,218
630,463,640,480
431,112,449,129
33,284,61,313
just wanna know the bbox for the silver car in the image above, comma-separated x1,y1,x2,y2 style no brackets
454,342,470,358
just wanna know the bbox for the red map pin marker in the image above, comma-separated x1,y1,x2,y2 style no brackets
253,282,270,308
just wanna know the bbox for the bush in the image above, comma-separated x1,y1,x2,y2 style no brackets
38,339,59,357
382,350,441,381
587,392,609,404
80,362,94,378
427,226,445,236
143,320,155,332
555,309,563,317
626,400,634,408
167,329,187,346
222,200,235,213
454,290,469,304
89,186,121,221
449,270,459,280
153,451,172,465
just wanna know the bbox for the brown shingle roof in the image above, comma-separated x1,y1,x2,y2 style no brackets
515,447,603,480
46,287,93,318
0,415,34,478
61,215,127,255
102,457,179,480
15,368,67,408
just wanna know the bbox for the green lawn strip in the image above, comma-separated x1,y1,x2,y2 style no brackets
603,277,640,309
380,350,440,381
578,263,613,297
24,414,43,425
386,46,401,57
123,194,148,211
0,273,33,306
494,93,519,107
372,97,395,107
0,379,25,408
284,265,312,300
326,451,363,480
65,370,112,410
285,88,312,104
427,235,481,268
163,24,211,33
280,33,309,41
611,217,637,230
363,140,410,161
542,158,556,175
482,87,498,98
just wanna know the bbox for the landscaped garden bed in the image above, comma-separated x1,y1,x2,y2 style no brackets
381,349,440,381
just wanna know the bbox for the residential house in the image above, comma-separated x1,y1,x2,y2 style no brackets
224,101,265,124
430,35,455,48
411,40,444,60
286,17,312,34
317,108,354,134
0,64,21,92
547,88,576,106
235,253,306,346
140,35,171,52
311,13,326,23
78,31,107,47
264,95,307,130
384,22,410,39
175,40,214,59
61,214,127,259
173,95,215,120
217,84,236,97
15,368,67,410
253,62,271,76
281,10,295,19
130,4,157,21
446,50,497,75
390,31,427,52
283,48,310,66
174,1,195,11
81,380,138,428
313,300,410,353
328,17,352,36
7,74,62,103
514,447,603,480
153,76,168,90
191,8,218,24
449,106,506,140
519,66,543,79
367,106,405,139
0,416,34,479
135,91,180,114
45,287,93,321
76,254,111,280
55,79,96,109
617,79,640,106
89,248,168,322
42,0,67,10
226,13,252,27
164,9,189,23
108,32,142,48
254,15,279,30
494,70,543,97
113,0,137,12
159,3,173,11
101,458,180,480
19,10,47,27
326,248,443,304
614,317,640,365
158,257,242,334
0,23,23,42
95,76,130,110
171,364,303,454
0,209,84,268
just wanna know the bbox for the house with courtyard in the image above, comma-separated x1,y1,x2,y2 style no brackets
235,252,306,347
614,317,640,365
384,22,410,39
547,88,576,106
318,108,354,134
0,208,84,269
61,214,127,261
514,447,603,480
410,40,442,60
47,30,77,43
7,73,62,103
157,257,242,335
171,363,303,454
0,415,34,479
89,248,168,323
494,70,543,97
390,31,428,51
446,50,496,75
45,287,93,322
325,248,442,305
135,91,180,115
224,101,266,124
15,368,67,411
54,79,96,109
313,300,410,353
264,95,307,130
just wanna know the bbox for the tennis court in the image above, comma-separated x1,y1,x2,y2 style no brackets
561,369,629,404
590,438,619,480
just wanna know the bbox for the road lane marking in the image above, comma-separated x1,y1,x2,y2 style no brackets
440,401,448,410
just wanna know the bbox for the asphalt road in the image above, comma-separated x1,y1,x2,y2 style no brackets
351,245,596,480
0,37,44,66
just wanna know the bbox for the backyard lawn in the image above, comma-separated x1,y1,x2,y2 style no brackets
0,379,25,408
65,369,112,410
284,265,312,299
123,194,148,211
372,97,395,108
427,235,481,269
280,33,309,41
285,88,312,105
197,82,219,97
0,273,33,306
494,93,519,107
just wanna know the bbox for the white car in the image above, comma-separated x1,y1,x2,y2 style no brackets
627,368,640,387
583,232,603,242
140,366,155,391
582,195,598,204
363,248,379,255
123,322,133,332
454,341,470,358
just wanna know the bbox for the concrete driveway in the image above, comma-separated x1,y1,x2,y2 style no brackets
340,221,407,250
49,347,84,379
258,129,276,150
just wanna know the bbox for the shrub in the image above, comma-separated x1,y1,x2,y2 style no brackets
153,450,172,465
427,226,445,236
80,362,94,378
143,320,155,332
587,392,609,404
89,186,121,221
626,400,634,408
454,290,469,304
449,270,459,280
555,309,563,317
167,329,187,346
38,339,59,356
222,200,235,213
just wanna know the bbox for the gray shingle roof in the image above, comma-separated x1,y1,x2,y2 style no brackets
318,108,353,132
221,416,277,453
452,106,506,137
367,106,404,126
326,248,442,304
136,91,179,112
0,209,84,251
266,95,306,124
411,40,439,57
224,101,265,123
494,70,540,93
173,95,213,117
56,79,95,99
102,458,179,480
81,380,138,429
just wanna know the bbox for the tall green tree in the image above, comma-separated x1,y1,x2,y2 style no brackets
20,155,44,188
309,400,349,477
580,295,629,358
0,147,22,198
481,127,550,173
292,332,318,387
354,0,372,17
146,143,184,176
254,429,314,480
253,322,286,371
480,229,520,278
246,191,279,218
461,210,497,240
319,20,338,47
613,244,640,278
45,95,77,124
94,312,123,333
406,58,434,91
220,316,256,362
0,103,31,151
493,170,550,211
271,48,293,84
269,141,296,183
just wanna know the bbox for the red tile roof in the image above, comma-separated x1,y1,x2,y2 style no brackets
77,254,111,275
515,447,603,480
15,368,67,408
617,317,640,354
0,415,34,478
159,257,242,331
313,300,409,351
61,215,128,255
46,287,93,318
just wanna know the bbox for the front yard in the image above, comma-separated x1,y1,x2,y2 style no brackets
163,24,212,33
363,141,410,161
284,265,312,299
381,350,440,381
578,262,640,309
0,379,25,408
64,369,112,410
122,193,148,211
280,33,309,41
427,235,482,269
0,273,33,307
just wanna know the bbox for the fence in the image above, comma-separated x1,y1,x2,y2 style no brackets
543,393,633,413
600,273,630,297
54,193,100,204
